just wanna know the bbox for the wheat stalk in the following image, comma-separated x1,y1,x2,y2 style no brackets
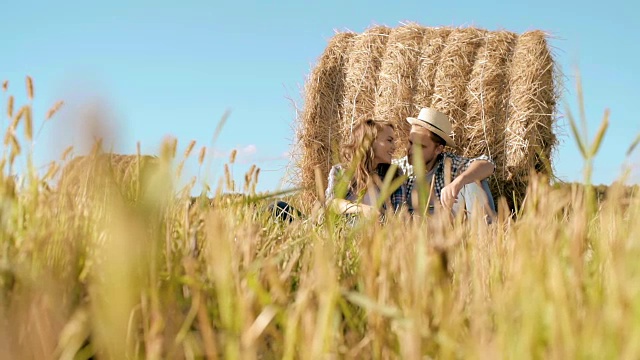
26,76,34,100
46,101,64,120
6,96,13,118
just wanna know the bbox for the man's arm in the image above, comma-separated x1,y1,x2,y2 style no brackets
455,159,495,185
441,158,494,209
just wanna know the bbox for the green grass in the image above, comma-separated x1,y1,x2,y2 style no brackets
1,78,639,359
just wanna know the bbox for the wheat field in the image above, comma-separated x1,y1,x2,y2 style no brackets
1,78,639,359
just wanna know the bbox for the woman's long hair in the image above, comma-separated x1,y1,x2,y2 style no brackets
341,118,395,199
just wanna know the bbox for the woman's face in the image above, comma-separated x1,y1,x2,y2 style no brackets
372,125,395,166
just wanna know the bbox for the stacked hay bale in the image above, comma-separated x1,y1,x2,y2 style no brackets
58,153,162,204
293,24,559,211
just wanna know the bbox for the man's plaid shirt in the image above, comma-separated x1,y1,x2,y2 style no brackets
392,153,494,213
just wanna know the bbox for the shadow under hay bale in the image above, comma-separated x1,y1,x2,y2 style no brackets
292,24,559,212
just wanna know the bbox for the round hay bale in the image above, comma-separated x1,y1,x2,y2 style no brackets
504,30,558,205
58,153,161,203
408,27,452,140
293,24,559,211
464,31,518,203
293,32,356,206
374,23,426,156
431,28,487,143
341,26,391,142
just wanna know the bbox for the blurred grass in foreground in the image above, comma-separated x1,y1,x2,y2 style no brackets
0,77,639,359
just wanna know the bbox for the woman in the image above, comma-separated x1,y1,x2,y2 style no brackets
325,118,404,217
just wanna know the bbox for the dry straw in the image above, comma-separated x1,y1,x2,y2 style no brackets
292,31,356,202
464,31,518,200
342,26,391,141
431,28,486,138
292,24,559,210
58,154,161,203
375,23,425,151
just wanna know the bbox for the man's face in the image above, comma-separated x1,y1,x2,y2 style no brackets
407,125,444,167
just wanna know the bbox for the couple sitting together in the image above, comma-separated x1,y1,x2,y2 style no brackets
324,107,496,220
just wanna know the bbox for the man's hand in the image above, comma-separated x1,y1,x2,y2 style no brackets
440,159,494,210
440,178,463,209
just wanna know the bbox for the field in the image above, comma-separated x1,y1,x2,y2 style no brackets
1,80,640,359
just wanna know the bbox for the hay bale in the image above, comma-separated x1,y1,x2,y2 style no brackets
58,153,161,203
294,24,559,211
374,23,426,154
464,31,518,202
341,26,391,141
407,28,452,141
431,28,486,141
293,32,356,204
504,31,558,204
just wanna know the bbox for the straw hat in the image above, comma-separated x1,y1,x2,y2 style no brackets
407,107,456,147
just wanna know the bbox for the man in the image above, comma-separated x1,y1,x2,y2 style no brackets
393,107,496,220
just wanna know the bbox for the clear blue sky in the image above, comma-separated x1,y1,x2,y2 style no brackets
2,0,639,194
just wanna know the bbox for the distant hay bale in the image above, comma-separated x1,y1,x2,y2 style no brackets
58,153,161,203
292,24,559,211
